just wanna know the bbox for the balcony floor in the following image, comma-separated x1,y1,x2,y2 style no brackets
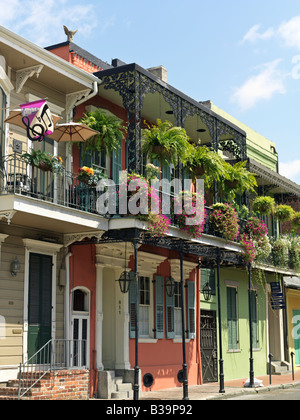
0,193,108,235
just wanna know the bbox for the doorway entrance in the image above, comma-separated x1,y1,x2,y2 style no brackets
71,288,90,368
28,253,53,360
200,310,218,383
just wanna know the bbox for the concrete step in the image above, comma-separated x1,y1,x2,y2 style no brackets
270,361,290,375
114,377,123,385
111,391,131,399
116,383,133,392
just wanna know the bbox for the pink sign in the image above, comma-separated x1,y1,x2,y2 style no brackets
20,99,54,141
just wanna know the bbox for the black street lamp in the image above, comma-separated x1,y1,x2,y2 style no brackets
165,276,176,298
118,271,131,294
203,282,212,302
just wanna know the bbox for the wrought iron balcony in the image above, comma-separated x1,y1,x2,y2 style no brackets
0,154,248,242
0,154,101,215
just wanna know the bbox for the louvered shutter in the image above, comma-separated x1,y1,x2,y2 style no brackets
187,281,196,339
165,282,175,339
227,287,238,350
129,272,137,339
155,276,164,339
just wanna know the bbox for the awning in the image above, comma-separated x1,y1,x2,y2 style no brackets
284,276,300,290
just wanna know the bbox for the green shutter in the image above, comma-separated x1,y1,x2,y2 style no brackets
165,280,175,339
155,276,164,339
112,144,122,185
227,287,238,350
129,272,137,339
187,281,196,339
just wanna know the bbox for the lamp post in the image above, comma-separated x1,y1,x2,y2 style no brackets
248,263,255,388
216,248,225,394
180,248,189,400
133,239,140,401
117,240,140,400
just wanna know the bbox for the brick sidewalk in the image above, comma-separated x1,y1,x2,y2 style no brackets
140,370,300,400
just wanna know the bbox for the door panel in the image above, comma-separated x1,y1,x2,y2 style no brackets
28,254,52,360
200,310,218,383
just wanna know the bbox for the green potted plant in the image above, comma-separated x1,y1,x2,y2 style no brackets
21,149,64,173
81,109,127,156
252,196,275,216
274,205,294,222
185,144,227,180
291,212,300,230
221,161,257,199
141,119,191,167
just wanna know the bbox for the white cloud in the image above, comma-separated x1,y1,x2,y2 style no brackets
0,0,99,46
241,24,275,44
231,59,286,111
279,160,300,182
278,16,300,50
241,15,300,51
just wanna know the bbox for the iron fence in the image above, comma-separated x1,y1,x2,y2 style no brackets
18,339,87,400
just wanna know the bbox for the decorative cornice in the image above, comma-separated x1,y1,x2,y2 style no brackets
16,64,44,93
64,231,105,247
66,89,91,120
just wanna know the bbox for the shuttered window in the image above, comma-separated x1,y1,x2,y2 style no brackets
227,287,239,350
165,282,175,339
187,282,196,339
129,272,137,339
155,276,164,339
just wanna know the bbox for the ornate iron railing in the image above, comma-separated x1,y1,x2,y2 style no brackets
0,154,100,214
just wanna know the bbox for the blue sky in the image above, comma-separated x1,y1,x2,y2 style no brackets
1,0,300,184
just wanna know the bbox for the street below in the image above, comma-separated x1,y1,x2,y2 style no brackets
225,385,300,400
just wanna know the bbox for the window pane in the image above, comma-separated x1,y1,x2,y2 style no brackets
139,306,149,336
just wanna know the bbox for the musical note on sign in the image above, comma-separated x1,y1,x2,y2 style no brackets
20,100,54,142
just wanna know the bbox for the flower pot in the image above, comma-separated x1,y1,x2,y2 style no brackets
37,161,52,172
79,177,97,187
225,180,239,189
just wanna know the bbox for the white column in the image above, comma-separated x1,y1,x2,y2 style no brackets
115,268,131,370
95,263,105,371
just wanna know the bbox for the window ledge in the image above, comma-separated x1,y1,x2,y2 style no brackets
173,338,191,344
139,338,158,344
227,349,241,353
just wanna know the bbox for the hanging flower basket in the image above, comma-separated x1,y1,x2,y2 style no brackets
21,150,64,174
37,161,53,172
77,166,107,187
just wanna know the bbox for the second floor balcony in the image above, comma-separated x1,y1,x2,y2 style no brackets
1,153,299,276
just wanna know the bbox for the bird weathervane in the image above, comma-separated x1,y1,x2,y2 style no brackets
63,26,78,42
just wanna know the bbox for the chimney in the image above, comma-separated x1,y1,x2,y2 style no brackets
147,66,168,83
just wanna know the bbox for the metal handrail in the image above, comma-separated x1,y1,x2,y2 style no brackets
18,338,87,400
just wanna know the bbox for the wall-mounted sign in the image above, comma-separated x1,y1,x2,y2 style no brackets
270,282,286,310
20,99,54,142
